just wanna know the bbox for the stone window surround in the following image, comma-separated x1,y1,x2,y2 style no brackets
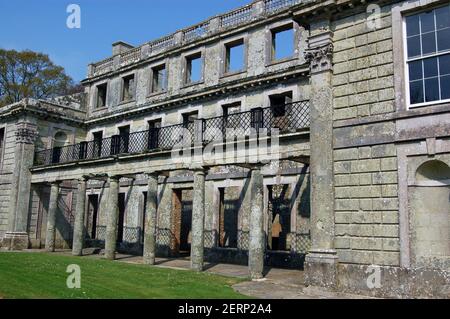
92,80,109,111
264,18,301,67
392,0,450,112
219,33,249,78
114,120,134,135
262,84,299,108
181,48,206,87
218,98,245,116
177,104,203,124
144,114,166,129
87,128,106,141
118,71,137,105
147,58,170,97
397,136,450,268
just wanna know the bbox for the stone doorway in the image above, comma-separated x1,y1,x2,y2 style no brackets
117,193,126,243
267,184,291,251
86,194,99,239
171,189,193,256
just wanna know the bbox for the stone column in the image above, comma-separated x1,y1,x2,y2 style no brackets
143,172,158,265
72,177,88,256
248,167,265,280
104,175,120,260
45,181,61,252
190,168,206,271
304,20,338,288
3,122,37,250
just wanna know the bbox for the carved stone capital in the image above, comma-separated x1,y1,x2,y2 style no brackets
305,43,333,74
15,123,38,145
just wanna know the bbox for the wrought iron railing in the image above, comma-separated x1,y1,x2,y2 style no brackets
33,101,309,167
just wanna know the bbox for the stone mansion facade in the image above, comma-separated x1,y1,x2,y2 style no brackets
0,0,449,298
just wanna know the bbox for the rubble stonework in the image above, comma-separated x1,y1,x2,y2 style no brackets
0,0,449,298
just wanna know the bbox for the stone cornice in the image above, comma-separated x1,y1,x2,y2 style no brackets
0,100,86,127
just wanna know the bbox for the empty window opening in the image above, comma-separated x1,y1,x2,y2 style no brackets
225,40,245,73
0,128,4,168
92,131,103,157
119,125,130,154
171,189,192,256
121,74,135,102
270,91,293,117
148,119,162,149
272,25,295,61
268,185,291,251
117,193,126,243
87,194,99,239
96,83,107,108
218,188,239,248
182,111,198,128
222,102,241,131
186,53,202,84
152,64,167,93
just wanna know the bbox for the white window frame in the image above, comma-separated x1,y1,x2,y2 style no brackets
402,3,450,109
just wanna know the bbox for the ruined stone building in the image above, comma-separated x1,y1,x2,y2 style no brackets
0,0,449,298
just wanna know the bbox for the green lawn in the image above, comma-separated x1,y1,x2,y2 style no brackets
0,252,249,299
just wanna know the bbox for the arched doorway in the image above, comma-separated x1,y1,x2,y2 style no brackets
52,131,68,163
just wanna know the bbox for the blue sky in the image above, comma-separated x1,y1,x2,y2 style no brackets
0,0,250,82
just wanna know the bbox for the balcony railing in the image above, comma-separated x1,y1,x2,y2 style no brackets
33,101,309,167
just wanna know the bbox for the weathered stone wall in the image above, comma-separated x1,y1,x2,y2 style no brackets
331,5,401,267
332,4,394,120
0,121,16,239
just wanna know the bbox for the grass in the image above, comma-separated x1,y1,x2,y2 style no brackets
0,252,250,299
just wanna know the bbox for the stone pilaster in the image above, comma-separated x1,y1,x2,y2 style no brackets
304,20,338,288
104,175,120,260
72,177,88,256
248,167,265,280
45,181,61,252
191,168,206,271
3,122,38,250
143,172,158,265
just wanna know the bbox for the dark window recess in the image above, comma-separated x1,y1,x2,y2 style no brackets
78,141,88,160
117,193,126,243
152,64,167,93
52,147,62,164
270,92,292,117
0,128,5,167
119,126,130,153
92,131,103,157
251,108,264,130
96,83,107,108
88,195,99,239
222,102,241,131
142,192,147,244
183,111,198,128
122,74,135,102
148,120,162,149
186,53,202,84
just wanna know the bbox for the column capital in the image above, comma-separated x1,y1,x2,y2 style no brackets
108,175,121,182
305,29,334,74
50,180,62,186
15,122,38,145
